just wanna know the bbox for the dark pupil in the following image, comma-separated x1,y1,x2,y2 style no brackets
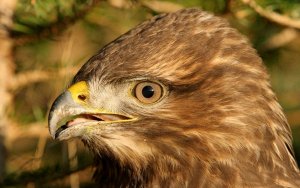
142,86,154,98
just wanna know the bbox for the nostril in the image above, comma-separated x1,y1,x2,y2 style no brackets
78,94,86,101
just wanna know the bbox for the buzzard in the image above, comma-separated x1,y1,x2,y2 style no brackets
48,8,300,187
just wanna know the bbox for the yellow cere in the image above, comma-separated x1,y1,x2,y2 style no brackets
68,81,90,105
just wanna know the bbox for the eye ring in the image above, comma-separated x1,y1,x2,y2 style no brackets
134,82,163,104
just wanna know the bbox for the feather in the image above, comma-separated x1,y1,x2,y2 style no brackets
49,8,300,187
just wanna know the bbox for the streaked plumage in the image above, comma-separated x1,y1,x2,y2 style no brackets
48,8,300,187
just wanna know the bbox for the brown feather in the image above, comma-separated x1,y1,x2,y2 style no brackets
69,8,300,187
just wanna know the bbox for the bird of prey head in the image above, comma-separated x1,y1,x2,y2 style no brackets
48,8,300,187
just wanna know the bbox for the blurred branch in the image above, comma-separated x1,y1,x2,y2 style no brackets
0,0,18,181
9,66,79,91
223,0,233,14
33,135,47,170
107,0,133,9
68,140,79,188
261,28,299,50
1,161,93,187
242,0,300,29
6,122,48,144
141,0,183,13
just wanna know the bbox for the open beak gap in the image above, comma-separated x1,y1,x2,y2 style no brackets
55,113,131,139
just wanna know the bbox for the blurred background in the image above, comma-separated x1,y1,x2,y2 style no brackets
0,0,299,187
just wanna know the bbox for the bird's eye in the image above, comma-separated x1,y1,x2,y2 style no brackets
134,82,163,104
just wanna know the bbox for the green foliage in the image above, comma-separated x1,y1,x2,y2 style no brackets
13,0,94,35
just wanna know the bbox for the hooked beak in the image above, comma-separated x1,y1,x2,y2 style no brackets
48,81,136,140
